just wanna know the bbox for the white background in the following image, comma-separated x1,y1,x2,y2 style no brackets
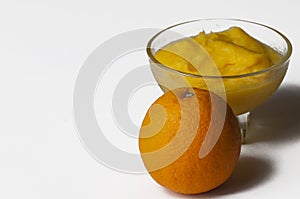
1,0,300,198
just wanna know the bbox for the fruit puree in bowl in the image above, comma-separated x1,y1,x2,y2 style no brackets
148,20,292,115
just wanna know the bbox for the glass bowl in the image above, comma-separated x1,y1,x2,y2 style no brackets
146,19,292,141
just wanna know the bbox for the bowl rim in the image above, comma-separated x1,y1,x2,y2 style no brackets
146,18,293,79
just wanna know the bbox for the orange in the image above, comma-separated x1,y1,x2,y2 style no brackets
139,87,241,194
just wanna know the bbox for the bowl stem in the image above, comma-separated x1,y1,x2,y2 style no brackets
237,112,250,143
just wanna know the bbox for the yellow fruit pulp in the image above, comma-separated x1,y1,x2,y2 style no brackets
153,27,286,115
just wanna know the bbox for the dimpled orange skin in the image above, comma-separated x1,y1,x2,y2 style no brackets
139,88,241,194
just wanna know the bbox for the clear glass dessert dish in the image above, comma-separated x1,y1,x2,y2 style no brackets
146,19,292,142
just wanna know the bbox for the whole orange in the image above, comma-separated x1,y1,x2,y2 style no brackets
139,87,241,194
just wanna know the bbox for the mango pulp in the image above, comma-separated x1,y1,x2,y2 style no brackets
152,27,286,114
